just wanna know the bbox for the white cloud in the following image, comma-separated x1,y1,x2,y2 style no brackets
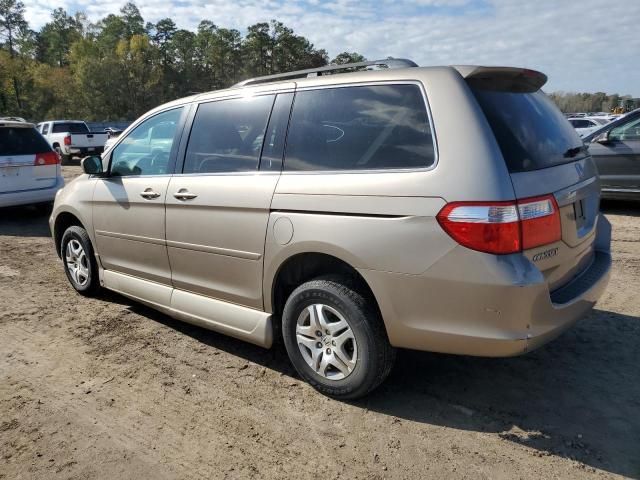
23,0,640,95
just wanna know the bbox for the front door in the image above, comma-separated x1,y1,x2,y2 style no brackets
165,92,292,309
591,114,640,193
93,107,186,285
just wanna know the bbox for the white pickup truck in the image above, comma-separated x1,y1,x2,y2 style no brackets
37,120,108,163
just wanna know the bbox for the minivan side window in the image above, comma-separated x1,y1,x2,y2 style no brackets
183,95,275,174
110,107,183,176
284,84,435,171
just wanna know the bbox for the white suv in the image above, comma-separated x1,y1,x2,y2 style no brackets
0,119,64,208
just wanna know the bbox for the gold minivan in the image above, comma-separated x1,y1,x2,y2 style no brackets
50,59,612,398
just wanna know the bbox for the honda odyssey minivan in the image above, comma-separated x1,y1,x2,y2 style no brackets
50,59,612,399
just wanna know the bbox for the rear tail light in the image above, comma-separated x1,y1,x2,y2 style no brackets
63,135,71,145
437,194,561,255
34,151,60,166
517,195,561,250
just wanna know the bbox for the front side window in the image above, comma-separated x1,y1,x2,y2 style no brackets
609,116,640,142
110,108,183,176
183,95,275,174
284,84,435,171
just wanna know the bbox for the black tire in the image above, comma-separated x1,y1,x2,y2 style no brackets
282,276,395,399
54,146,70,165
60,225,101,296
34,202,54,215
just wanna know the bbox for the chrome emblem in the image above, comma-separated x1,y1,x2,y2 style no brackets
532,247,559,262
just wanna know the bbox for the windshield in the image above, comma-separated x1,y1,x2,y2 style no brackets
0,127,52,156
52,122,89,134
471,88,585,173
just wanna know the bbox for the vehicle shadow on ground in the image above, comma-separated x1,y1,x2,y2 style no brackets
601,199,640,217
116,297,639,478
365,309,640,478
0,205,52,237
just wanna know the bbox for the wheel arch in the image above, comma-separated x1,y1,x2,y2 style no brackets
53,211,86,258
269,252,381,323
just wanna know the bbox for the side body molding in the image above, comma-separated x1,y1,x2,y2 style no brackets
103,270,273,348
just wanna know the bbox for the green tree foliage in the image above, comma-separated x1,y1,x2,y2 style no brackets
0,0,27,55
548,91,639,113
0,0,28,110
1,3,357,120
331,52,366,65
37,8,83,67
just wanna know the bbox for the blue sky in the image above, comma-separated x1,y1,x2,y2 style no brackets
24,0,640,96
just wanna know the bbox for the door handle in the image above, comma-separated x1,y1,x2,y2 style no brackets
173,189,198,200
140,189,161,199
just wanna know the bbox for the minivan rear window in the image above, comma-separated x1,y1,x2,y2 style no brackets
51,122,89,134
470,88,585,173
0,127,52,156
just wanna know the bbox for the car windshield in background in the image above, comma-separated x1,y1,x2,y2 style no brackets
52,123,89,134
471,88,585,173
0,128,52,156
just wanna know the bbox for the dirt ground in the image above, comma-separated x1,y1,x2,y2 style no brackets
1,166,639,479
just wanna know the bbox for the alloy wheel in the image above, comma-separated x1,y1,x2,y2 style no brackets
295,303,358,380
65,239,89,287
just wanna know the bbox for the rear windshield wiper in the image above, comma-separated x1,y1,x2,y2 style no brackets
563,145,586,158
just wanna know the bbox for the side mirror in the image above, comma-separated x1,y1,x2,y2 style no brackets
81,155,103,175
593,131,611,144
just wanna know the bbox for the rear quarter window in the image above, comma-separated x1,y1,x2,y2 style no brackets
0,128,52,156
284,84,435,171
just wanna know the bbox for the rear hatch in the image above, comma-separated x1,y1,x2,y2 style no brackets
0,123,59,194
464,67,600,292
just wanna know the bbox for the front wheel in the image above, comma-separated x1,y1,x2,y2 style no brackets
282,277,395,399
61,225,101,296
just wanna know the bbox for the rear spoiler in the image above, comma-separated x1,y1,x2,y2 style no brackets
453,66,547,93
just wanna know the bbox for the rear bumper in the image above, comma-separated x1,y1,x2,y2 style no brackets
66,147,104,156
0,177,64,208
359,216,612,357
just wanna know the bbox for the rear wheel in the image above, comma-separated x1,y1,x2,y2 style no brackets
282,276,395,399
54,146,70,165
61,225,100,296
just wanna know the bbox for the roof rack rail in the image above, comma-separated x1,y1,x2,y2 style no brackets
234,57,418,88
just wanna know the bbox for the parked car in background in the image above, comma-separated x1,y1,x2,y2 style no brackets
568,117,609,137
50,60,611,399
103,127,124,151
1,116,27,122
584,108,640,200
1,118,64,208
37,120,108,163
